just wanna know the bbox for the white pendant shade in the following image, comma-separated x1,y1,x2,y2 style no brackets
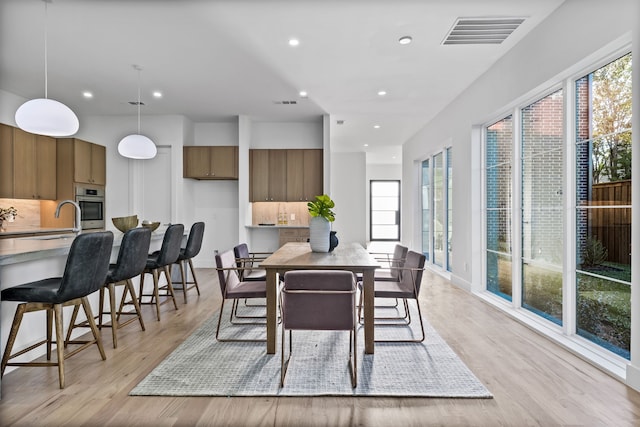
118,134,157,159
15,98,79,137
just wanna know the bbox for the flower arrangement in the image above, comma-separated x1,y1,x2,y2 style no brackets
307,194,335,222
0,206,18,222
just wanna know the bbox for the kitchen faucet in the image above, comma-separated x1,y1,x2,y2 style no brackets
55,200,82,234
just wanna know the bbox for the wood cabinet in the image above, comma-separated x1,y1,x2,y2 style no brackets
250,149,323,202
65,138,106,185
0,125,56,200
278,228,310,247
183,146,238,179
250,149,287,201
286,149,323,202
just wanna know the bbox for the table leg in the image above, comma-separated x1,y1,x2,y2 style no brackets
363,269,375,354
266,268,277,354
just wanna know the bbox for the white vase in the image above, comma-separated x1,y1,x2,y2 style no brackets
309,216,330,252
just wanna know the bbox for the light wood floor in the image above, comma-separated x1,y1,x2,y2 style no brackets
1,268,640,426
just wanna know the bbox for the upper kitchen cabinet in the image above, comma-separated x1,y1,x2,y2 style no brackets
0,125,56,200
249,149,287,202
64,138,106,185
250,148,323,202
183,146,238,180
286,149,323,201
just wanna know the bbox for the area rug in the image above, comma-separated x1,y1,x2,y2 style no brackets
130,302,492,398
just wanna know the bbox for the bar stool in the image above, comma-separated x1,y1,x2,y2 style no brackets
65,227,152,348
171,221,204,303
1,231,114,389
138,223,184,320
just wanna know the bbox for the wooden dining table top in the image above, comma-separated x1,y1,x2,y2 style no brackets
260,242,380,271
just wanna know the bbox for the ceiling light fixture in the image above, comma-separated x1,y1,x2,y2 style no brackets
288,38,300,46
15,0,79,137
363,144,369,147
82,91,93,99
152,91,162,98
299,90,308,97
377,90,387,96
118,65,157,160
374,125,380,129
398,36,413,45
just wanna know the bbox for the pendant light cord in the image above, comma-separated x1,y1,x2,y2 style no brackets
137,68,141,134
44,0,48,99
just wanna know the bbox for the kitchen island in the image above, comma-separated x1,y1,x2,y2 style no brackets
0,228,173,387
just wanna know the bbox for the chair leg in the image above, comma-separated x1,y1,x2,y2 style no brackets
152,268,161,321
178,260,188,303
350,327,357,388
162,266,179,310
187,259,201,296
53,303,65,389
107,282,118,348
280,329,293,387
64,304,81,348
125,279,146,331
46,307,53,359
1,303,26,377
81,297,106,360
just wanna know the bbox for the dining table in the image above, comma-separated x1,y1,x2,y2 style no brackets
260,241,380,354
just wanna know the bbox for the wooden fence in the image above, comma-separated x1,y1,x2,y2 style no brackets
590,180,631,265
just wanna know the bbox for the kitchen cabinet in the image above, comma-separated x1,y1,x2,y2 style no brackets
250,149,287,201
250,149,322,202
183,146,238,179
0,126,56,200
286,149,323,201
64,138,106,185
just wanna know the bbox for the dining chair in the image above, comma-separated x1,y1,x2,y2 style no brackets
357,244,408,312
172,221,205,303
233,243,271,281
138,223,184,321
358,250,426,343
1,231,114,389
214,249,267,342
280,270,357,388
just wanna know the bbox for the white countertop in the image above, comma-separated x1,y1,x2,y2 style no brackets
0,228,169,266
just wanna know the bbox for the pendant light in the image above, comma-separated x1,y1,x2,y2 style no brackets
117,65,157,159
15,0,79,137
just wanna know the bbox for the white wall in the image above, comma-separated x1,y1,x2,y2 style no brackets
250,121,323,149
402,0,637,288
331,152,367,245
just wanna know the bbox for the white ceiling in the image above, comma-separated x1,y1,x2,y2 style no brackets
0,0,564,164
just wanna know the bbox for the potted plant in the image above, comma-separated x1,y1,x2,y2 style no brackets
307,194,336,252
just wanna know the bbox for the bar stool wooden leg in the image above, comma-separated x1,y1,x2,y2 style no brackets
46,307,53,358
125,279,146,331
64,305,81,348
1,303,26,376
53,303,65,389
179,261,188,303
163,266,179,310
81,297,106,360
152,269,162,321
107,282,118,348
187,259,201,296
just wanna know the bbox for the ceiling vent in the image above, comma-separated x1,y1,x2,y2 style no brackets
128,101,145,106
273,100,298,105
442,17,525,45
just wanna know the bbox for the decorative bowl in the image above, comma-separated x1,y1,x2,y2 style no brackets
112,215,138,233
141,221,161,232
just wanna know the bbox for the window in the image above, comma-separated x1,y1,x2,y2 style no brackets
483,50,632,362
575,53,632,358
370,180,400,241
485,116,513,299
521,89,564,324
422,149,452,271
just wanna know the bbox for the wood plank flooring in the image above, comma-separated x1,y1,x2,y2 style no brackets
1,268,639,426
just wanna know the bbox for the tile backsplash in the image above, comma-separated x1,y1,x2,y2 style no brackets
252,202,310,226
0,198,42,230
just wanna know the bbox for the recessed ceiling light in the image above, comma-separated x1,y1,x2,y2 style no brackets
377,90,387,96
373,125,380,129
82,91,93,98
363,144,369,147
288,38,300,46
399,36,413,45
153,91,162,98
299,90,308,98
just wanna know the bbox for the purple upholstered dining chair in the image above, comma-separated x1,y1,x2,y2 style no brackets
280,270,357,388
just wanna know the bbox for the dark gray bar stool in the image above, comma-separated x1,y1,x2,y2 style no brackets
1,231,114,389
138,223,184,320
171,221,204,303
